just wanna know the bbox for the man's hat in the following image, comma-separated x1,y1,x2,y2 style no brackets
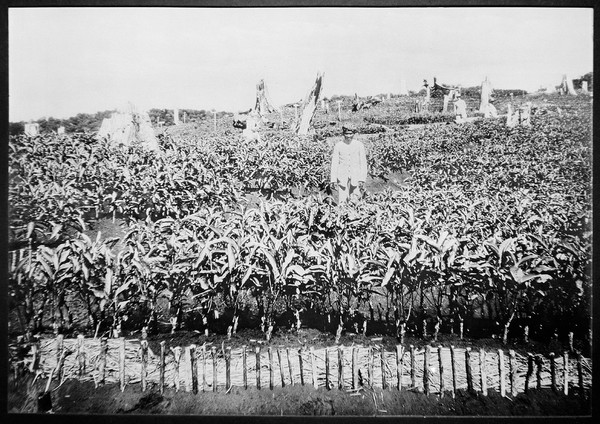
342,124,356,135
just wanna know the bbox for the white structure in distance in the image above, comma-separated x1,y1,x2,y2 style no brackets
24,122,40,136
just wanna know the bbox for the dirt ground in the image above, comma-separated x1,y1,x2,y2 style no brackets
7,329,592,417
8,372,590,416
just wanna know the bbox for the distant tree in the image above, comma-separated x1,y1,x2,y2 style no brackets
9,122,24,136
147,108,163,124
61,110,114,133
581,72,592,86
575,72,593,91
461,86,527,98
148,108,209,125
38,117,61,133
493,89,528,97
148,109,172,125
91,110,115,132
181,109,208,122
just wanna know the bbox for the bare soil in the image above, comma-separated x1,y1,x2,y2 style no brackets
8,371,590,416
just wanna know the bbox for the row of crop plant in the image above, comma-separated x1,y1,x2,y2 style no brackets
9,195,590,350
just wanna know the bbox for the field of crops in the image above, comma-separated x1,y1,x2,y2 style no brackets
8,93,592,358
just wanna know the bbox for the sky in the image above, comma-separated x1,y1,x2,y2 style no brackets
9,7,594,122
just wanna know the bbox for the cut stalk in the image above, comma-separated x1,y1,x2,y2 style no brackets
550,352,556,392
211,346,217,392
396,345,404,391
140,340,148,391
76,335,84,377
119,338,126,391
498,349,506,397
563,351,569,395
352,347,359,389
99,337,108,385
525,353,533,393
465,348,473,393
509,349,516,396
438,346,444,397
410,345,416,389
424,345,430,395
380,345,387,390
287,348,294,386
190,344,198,394
201,344,206,392
535,355,543,390
338,346,344,390
325,347,330,390
242,345,247,389
450,345,457,398
277,347,285,387
173,346,182,392
479,348,487,395
256,346,261,389
268,347,274,390
310,347,317,388
298,347,304,386
225,347,231,392
159,341,166,393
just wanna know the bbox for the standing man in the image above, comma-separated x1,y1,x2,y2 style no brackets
330,124,368,203
453,93,467,123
